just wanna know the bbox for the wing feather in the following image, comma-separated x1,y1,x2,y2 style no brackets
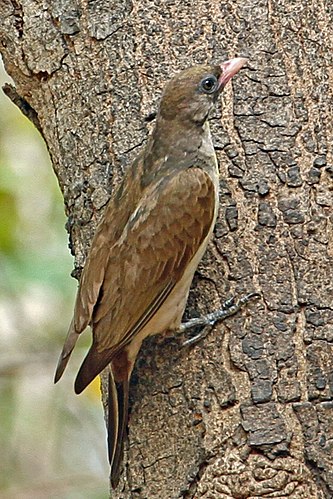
92,167,216,353
59,165,216,390
54,156,145,383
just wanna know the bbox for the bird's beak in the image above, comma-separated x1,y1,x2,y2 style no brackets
219,57,248,88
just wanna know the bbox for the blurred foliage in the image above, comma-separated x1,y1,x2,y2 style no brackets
0,59,109,498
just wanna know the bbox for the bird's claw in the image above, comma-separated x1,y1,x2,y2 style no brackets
181,291,260,347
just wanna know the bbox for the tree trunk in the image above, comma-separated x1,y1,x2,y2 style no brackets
1,0,333,497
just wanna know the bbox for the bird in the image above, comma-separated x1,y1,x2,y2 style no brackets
54,57,248,487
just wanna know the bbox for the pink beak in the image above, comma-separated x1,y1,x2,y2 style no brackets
219,57,248,87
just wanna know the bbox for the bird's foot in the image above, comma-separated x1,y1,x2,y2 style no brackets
179,292,260,347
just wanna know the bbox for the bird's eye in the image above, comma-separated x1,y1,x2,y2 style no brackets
200,75,218,94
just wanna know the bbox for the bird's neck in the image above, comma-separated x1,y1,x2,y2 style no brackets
147,116,211,163
139,117,216,189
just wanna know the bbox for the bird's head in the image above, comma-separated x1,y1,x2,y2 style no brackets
159,57,247,126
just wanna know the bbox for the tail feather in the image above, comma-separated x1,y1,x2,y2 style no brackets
107,371,119,466
108,348,137,487
55,318,131,487
110,375,129,488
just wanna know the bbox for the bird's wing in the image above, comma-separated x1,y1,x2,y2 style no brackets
74,166,216,393
73,158,145,333
54,157,144,383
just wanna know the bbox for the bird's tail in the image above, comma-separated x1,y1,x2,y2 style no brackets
108,370,130,489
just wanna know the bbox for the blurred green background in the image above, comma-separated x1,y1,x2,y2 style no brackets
0,59,109,498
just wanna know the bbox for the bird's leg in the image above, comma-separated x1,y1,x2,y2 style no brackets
178,292,260,347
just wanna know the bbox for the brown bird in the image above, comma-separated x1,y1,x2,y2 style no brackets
55,57,248,487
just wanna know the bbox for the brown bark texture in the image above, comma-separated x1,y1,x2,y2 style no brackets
1,0,333,497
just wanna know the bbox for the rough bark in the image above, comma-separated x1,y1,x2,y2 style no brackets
1,0,333,497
